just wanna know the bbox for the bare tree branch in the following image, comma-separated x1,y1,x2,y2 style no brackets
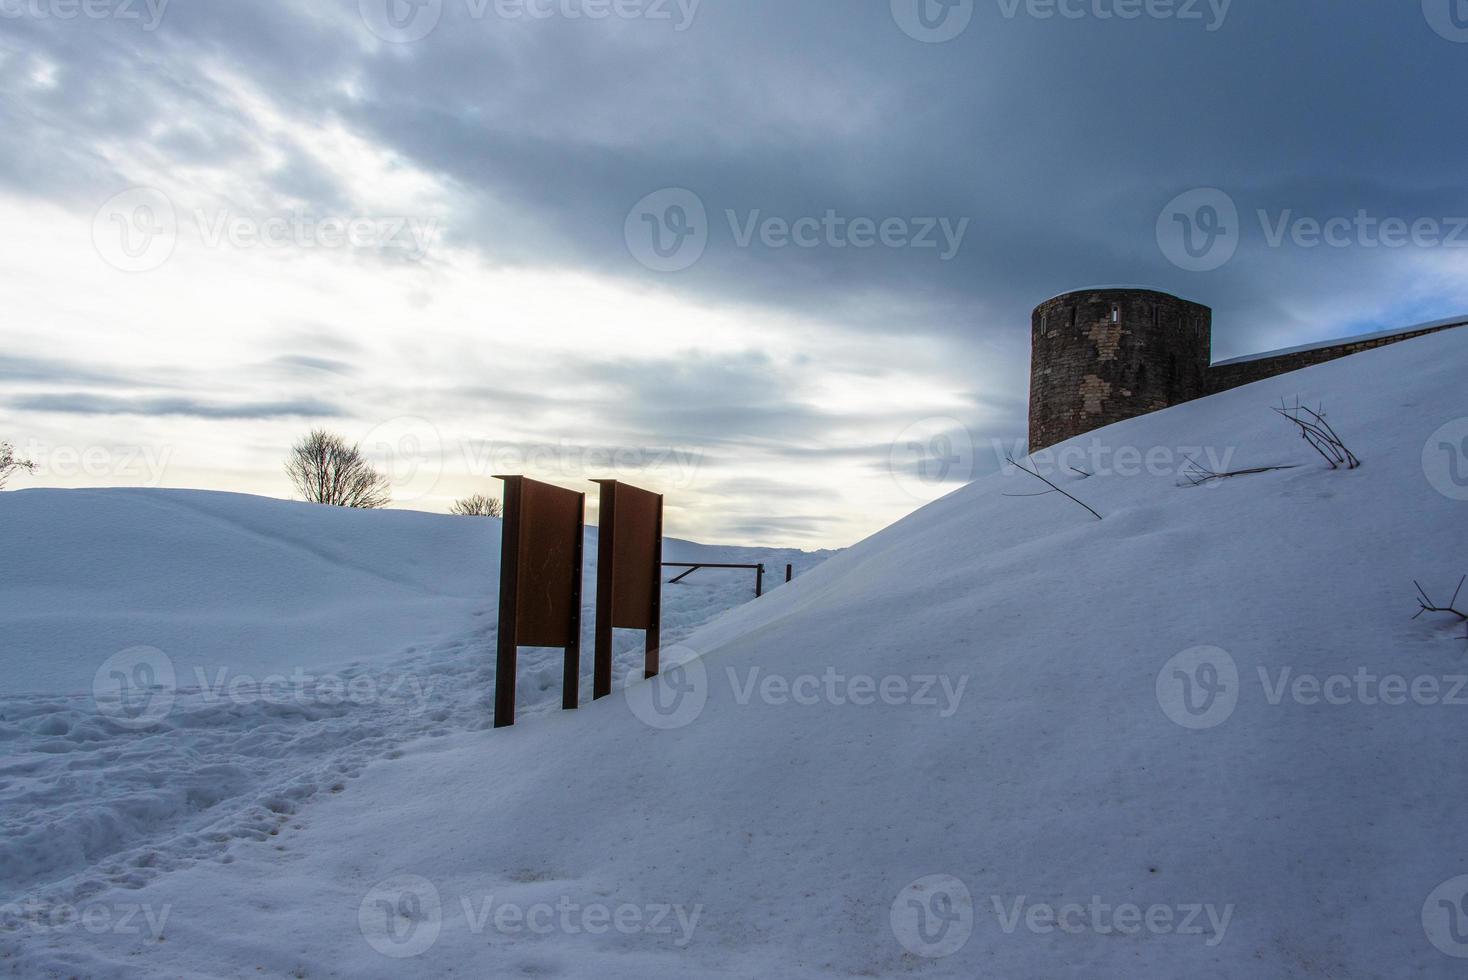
0,442,37,490
1275,399,1361,470
1178,455,1300,488
1005,456,1102,521
1413,576,1468,642
451,493,503,517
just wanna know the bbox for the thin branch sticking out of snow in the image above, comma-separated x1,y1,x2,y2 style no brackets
1275,399,1361,470
1004,456,1103,521
1177,456,1300,488
1413,576,1468,641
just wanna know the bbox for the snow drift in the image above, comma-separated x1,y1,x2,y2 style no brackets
5,328,1468,978
0,492,825,921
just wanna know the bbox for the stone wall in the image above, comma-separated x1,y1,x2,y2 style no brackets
1205,322,1468,395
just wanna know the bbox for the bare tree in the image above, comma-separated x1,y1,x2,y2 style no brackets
1276,400,1361,470
285,430,391,509
0,442,36,489
451,493,503,518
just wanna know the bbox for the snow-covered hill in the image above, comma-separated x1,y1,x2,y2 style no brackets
0,491,828,936
5,328,1468,978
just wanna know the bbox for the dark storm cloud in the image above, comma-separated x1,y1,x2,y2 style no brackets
11,393,343,420
5,1,1466,405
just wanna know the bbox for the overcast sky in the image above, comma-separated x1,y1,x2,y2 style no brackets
3,1,1466,546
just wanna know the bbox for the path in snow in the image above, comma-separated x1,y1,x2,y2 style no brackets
0,490,830,918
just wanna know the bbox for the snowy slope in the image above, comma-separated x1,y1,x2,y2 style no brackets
0,492,828,920
5,330,1468,978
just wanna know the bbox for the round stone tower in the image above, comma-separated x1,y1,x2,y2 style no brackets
1028,287,1212,451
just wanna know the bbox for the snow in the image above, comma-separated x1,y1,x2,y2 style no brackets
0,492,827,939
1211,313,1468,366
4,328,1468,978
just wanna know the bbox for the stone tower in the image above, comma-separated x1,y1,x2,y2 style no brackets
1028,287,1212,451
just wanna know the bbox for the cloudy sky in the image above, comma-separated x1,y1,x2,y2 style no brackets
3,0,1466,546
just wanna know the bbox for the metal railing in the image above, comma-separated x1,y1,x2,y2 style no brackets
662,562,796,599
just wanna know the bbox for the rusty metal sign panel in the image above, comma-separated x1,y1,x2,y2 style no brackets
513,479,585,647
593,480,664,699
494,476,585,728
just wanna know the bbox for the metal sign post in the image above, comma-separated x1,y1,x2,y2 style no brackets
494,476,586,729
592,480,664,701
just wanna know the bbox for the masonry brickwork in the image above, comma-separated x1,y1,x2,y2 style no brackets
1028,288,1467,451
